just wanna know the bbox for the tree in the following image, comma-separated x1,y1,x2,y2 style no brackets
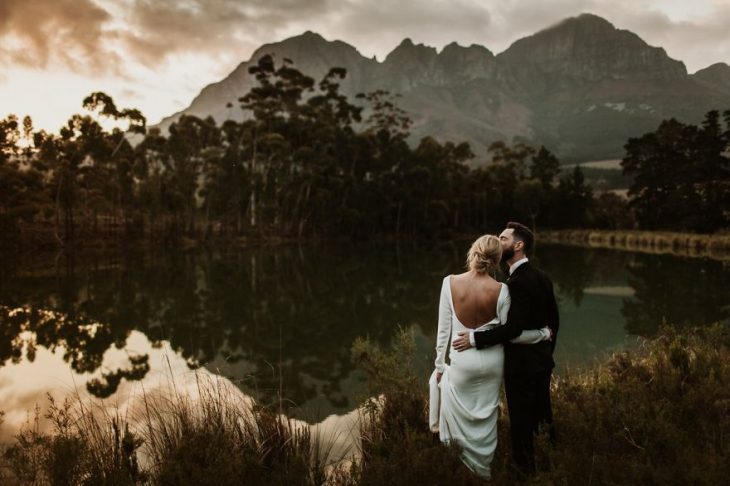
622,110,729,232
530,145,560,189
0,116,48,244
483,141,535,224
693,110,730,231
553,165,593,228
514,178,544,231
238,55,315,230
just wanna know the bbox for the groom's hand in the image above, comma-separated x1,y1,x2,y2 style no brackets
452,331,473,352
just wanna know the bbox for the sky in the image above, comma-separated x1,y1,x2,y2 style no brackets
1,0,729,133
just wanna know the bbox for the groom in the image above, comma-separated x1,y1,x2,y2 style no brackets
452,222,560,475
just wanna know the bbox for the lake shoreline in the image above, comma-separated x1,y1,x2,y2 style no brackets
540,229,730,260
1,324,727,484
6,222,730,255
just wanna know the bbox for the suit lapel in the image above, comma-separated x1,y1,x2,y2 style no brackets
508,261,530,282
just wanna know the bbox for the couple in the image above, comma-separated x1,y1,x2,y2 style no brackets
430,222,559,479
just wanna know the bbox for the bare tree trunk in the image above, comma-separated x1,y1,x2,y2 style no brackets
236,202,242,234
297,183,311,238
54,172,64,246
249,126,258,228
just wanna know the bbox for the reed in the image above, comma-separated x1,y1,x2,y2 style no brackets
2,324,728,484
1,376,333,485
541,229,730,260
349,323,730,484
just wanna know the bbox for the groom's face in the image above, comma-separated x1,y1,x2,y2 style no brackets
499,228,516,263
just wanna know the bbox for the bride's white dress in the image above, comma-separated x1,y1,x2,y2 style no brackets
432,275,547,479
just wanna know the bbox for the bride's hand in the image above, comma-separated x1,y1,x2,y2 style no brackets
436,371,443,383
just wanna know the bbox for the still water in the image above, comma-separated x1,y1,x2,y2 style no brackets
0,242,728,426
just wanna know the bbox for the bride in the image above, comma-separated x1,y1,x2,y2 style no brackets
431,234,550,479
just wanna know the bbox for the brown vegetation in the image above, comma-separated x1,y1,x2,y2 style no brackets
1,324,728,484
541,229,730,260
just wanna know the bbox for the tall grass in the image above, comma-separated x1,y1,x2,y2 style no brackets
347,328,482,485
2,324,728,484
2,397,145,485
1,375,335,485
348,324,730,484
541,229,730,260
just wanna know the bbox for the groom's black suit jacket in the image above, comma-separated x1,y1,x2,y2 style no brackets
473,261,559,375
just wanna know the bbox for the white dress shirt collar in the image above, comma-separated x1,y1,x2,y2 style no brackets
509,257,529,275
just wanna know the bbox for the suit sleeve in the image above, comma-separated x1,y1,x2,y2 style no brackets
474,279,531,349
498,285,549,344
546,278,560,352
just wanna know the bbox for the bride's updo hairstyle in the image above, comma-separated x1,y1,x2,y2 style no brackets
466,234,502,275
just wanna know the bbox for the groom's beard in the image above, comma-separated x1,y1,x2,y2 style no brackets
501,246,515,263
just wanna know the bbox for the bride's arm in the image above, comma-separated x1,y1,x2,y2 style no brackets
499,286,551,344
434,277,452,374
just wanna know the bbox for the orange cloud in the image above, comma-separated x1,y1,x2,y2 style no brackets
0,0,120,73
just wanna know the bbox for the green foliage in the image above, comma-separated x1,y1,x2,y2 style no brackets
531,145,561,189
550,165,594,228
3,59,728,249
622,110,730,232
541,324,730,484
349,324,730,484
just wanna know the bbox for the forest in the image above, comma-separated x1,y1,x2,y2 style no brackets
1,55,728,249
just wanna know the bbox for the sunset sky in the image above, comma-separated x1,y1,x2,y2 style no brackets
1,0,729,133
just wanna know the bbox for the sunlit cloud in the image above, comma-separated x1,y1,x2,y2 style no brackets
0,0,119,73
1,0,728,132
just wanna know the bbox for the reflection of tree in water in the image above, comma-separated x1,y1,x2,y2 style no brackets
7,244,725,411
531,245,597,306
0,243,461,412
0,305,150,398
621,255,730,336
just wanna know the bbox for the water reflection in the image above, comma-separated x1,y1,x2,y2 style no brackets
621,254,729,336
0,328,360,464
0,243,728,421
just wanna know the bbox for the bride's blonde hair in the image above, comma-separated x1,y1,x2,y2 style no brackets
466,234,502,274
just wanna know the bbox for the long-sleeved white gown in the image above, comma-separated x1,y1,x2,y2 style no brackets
432,275,548,479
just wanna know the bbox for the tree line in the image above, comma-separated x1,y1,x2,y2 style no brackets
1,55,728,248
622,110,730,233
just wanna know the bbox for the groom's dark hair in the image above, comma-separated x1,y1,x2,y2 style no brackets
506,221,534,254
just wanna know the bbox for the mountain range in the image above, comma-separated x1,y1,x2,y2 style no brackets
157,13,730,164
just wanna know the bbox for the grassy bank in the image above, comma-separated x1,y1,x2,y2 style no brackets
351,324,730,484
0,379,335,486
541,229,730,260
1,324,729,484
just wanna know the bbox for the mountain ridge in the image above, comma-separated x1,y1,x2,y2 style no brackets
156,13,730,163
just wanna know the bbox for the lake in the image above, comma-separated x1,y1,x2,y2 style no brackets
0,242,728,428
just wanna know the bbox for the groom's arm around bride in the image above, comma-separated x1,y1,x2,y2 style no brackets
452,222,560,476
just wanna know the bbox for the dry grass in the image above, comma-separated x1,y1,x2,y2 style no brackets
349,324,730,484
2,324,728,484
541,229,730,260
0,375,337,486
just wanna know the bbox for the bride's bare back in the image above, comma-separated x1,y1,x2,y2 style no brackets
449,272,502,329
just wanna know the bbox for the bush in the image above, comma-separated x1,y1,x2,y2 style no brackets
2,325,728,484
350,324,730,485
349,328,482,485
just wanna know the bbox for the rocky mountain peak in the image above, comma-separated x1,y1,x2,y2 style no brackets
692,62,730,91
439,42,493,60
434,42,496,82
497,13,687,85
156,15,729,163
384,38,439,65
